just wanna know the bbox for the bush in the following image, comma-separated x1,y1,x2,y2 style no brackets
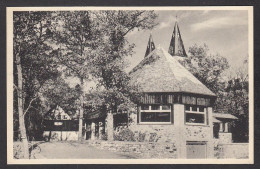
137,132,146,142
149,133,158,142
114,128,135,141
100,133,107,140
13,143,24,159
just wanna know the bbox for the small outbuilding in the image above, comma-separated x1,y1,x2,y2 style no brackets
43,105,79,141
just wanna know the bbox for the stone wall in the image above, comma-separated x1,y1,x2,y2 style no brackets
128,124,177,143
215,143,249,159
89,140,177,159
43,131,78,141
185,125,212,140
218,132,232,143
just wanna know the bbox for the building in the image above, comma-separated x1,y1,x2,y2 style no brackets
43,105,79,141
84,21,238,159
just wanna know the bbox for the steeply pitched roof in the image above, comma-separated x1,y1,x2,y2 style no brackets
129,47,215,96
144,34,156,57
168,22,187,57
44,105,72,120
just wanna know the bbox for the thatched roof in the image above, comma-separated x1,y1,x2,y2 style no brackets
129,47,215,96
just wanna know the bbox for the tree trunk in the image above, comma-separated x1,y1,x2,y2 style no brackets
78,78,84,140
16,53,29,159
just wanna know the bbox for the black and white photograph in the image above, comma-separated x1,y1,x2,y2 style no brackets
6,6,254,164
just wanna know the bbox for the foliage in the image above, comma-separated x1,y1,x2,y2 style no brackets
222,59,249,142
13,10,158,144
13,11,61,156
114,127,135,141
14,11,60,103
84,11,157,113
13,11,60,122
179,44,229,112
13,143,24,159
49,11,157,139
40,77,81,118
180,44,249,142
136,132,146,142
149,133,158,142
180,44,229,94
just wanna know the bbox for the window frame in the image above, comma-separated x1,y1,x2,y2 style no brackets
185,105,207,125
139,104,172,124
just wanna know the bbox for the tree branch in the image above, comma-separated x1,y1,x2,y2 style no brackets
23,97,37,116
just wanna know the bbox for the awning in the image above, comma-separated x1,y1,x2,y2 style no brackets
212,117,221,123
213,113,238,120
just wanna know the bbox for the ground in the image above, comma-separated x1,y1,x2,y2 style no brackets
15,141,136,159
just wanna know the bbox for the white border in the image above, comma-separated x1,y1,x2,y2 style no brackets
7,6,254,164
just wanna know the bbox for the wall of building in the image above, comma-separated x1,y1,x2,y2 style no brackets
89,140,177,159
43,131,78,141
128,124,177,143
127,104,214,158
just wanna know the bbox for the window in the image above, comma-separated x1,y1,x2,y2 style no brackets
140,105,171,123
185,105,207,125
54,122,63,126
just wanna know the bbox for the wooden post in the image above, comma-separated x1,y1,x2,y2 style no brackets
98,121,103,140
224,122,229,133
219,122,223,132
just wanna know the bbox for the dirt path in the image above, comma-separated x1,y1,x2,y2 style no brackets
35,141,135,159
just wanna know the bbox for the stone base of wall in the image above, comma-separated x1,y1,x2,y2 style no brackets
43,131,78,141
214,143,249,159
218,132,232,143
89,140,177,159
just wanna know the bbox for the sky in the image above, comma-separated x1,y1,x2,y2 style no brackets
125,10,249,73
66,10,249,91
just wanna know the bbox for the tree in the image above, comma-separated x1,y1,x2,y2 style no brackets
222,58,249,142
40,77,81,117
87,11,157,113
51,11,158,140
179,44,230,111
180,44,249,142
50,11,102,140
13,11,59,158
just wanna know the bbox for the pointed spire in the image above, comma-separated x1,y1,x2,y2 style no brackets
168,20,187,57
144,33,156,57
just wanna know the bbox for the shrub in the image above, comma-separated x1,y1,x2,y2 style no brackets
100,133,107,140
114,128,135,141
137,132,146,142
149,133,158,142
13,143,24,159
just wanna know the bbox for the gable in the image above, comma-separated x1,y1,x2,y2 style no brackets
44,105,72,120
